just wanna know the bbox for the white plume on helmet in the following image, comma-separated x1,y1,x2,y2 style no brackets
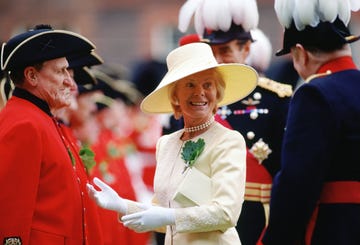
245,28,272,73
274,0,360,31
178,0,259,35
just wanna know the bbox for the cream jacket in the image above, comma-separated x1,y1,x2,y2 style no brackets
152,122,246,245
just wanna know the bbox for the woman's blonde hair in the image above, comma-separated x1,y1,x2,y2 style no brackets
168,68,225,119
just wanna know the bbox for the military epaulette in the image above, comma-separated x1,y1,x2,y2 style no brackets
257,77,293,98
304,70,332,83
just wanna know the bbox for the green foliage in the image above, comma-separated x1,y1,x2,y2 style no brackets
79,145,96,171
181,138,205,168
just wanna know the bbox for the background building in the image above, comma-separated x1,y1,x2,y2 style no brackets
1,0,360,71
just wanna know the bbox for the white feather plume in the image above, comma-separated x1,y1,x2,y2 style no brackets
178,0,259,36
337,0,351,25
293,0,318,30
201,0,221,31
229,0,246,27
194,4,205,35
318,0,338,23
240,0,259,31
274,0,356,30
246,28,272,72
274,0,295,28
218,0,232,31
350,0,360,11
178,0,204,33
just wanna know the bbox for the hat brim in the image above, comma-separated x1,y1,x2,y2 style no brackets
140,63,257,114
68,52,103,69
202,23,253,45
73,67,97,85
275,47,290,56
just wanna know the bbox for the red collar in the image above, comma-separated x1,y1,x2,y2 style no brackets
317,56,357,74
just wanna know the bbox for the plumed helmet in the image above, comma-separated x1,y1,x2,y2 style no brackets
178,0,259,44
274,0,360,56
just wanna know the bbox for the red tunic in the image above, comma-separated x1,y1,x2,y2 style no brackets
57,122,104,245
0,93,84,244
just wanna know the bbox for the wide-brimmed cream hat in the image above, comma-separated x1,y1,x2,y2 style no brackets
140,42,258,114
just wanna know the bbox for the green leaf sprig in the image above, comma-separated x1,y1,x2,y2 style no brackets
79,145,96,172
181,138,205,173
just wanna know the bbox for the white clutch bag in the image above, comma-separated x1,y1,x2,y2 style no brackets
172,167,212,206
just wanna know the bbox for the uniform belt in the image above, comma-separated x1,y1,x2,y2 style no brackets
306,180,360,245
320,181,360,203
245,182,272,203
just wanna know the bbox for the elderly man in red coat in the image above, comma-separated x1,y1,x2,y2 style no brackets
0,24,101,245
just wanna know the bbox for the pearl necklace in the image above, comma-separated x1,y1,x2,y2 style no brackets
184,116,215,133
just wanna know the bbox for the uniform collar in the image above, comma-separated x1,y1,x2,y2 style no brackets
12,87,52,116
317,56,357,74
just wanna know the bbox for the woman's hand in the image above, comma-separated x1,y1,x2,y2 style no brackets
121,203,175,232
87,177,127,214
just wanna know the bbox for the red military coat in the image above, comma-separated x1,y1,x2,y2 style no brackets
58,122,104,245
0,89,87,245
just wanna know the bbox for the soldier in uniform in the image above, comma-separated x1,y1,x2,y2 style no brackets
261,0,360,244
178,1,292,244
0,24,98,245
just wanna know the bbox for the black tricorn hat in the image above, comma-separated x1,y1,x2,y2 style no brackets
201,22,253,45
1,24,96,71
68,52,103,85
276,17,360,56
73,67,97,85
68,51,103,70
92,69,142,106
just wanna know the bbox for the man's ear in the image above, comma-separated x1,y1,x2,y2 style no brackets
293,43,308,67
242,40,252,59
24,66,38,86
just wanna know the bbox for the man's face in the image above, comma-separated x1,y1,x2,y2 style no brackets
33,57,76,110
210,39,251,64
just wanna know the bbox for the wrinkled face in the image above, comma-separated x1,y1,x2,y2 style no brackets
65,68,79,111
33,57,75,110
210,39,250,64
175,69,218,125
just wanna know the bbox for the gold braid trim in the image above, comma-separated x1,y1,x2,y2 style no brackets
305,70,332,83
257,77,293,98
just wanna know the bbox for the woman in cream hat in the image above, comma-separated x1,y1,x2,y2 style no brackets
88,42,257,245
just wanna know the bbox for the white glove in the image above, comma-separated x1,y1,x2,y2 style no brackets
121,203,175,232
87,177,127,214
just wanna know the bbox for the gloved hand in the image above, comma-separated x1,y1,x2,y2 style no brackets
121,203,175,232
87,177,127,214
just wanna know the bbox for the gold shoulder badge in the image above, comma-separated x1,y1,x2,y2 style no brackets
257,77,293,98
4,237,22,245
